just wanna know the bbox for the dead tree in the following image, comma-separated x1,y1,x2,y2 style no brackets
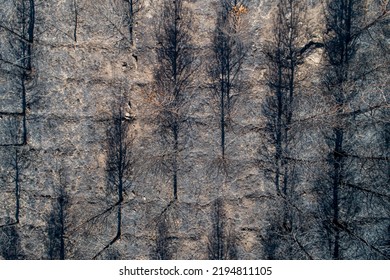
151,217,173,260
148,0,196,201
123,0,142,45
321,0,366,260
9,148,27,226
72,0,78,42
0,2,36,254
64,102,134,259
0,221,23,259
259,0,316,259
0,119,29,228
47,168,68,260
207,198,237,260
315,0,390,259
93,104,134,259
261,0,307,196
209,0,248,163
0,123,29,259
0,0,35,146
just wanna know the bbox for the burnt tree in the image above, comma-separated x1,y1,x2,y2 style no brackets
0,131,29,259
72,0,78,42
0,222,23,259
315,0,390,259
0,0,35,146
93,105,134,259
0,119,29,228
47,168,68,260
152,216,174,260
209,0,248,163
207,198,237,260
124,0,142,45
149,0,196,201
259,0,316,259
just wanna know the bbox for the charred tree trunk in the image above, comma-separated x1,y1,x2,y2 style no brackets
261,0,312,259
93,105,133,259
210,0,248,162
318,0,390,259
73,0,78,42
151,0,196,201
124,0,141,45
48,181,67,260
208,198,237,260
